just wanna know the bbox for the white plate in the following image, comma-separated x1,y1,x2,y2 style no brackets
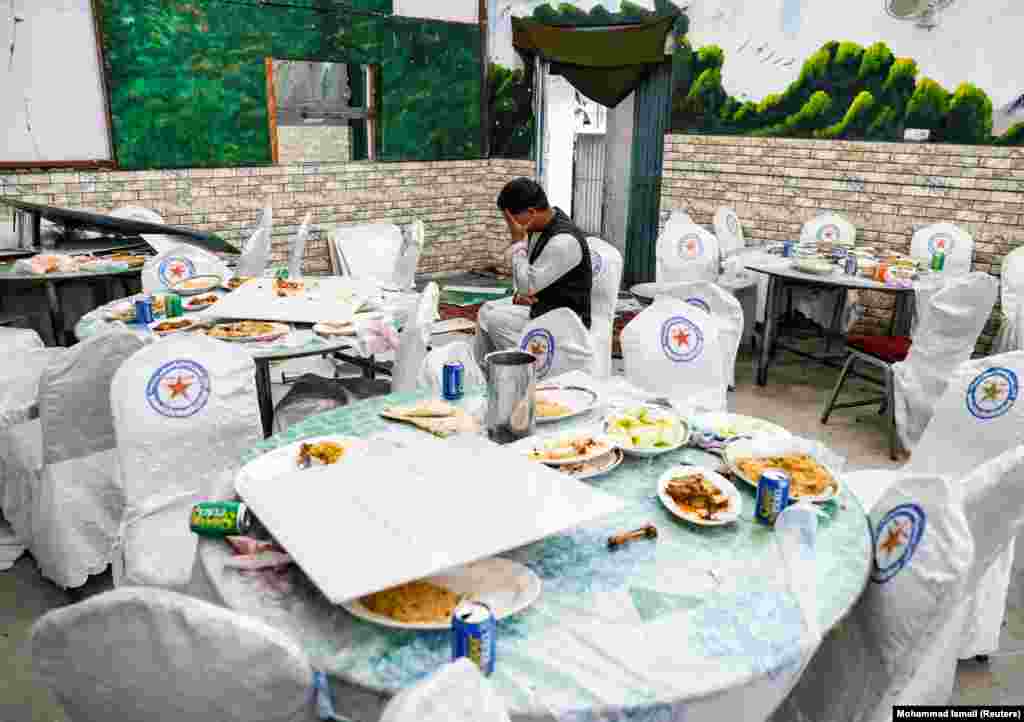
604,405,690,457
171,274,223,296
184,294,222,312
206,321,291,343
148,318,204,336
556,448,625,480
237,435,369,483
689,412,790,444
534,384,600,424
723,439,842,504
341,557,542,631
657,465,741,526
525,431,617,466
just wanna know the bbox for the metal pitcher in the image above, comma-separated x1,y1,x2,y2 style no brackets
484,350,536,444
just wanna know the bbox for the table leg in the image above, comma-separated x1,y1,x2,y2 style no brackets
892,293,912,337
254,361,275,439
44,281,69,347
826,290,848,354
756,276,778,386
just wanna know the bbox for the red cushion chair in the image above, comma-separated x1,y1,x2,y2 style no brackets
846,335,912,363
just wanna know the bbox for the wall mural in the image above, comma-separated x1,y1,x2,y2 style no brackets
675,0,1023,145
100,0,481,169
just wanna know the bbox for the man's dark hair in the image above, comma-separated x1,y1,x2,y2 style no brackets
496,177,550,214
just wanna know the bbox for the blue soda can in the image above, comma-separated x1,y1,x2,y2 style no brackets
782,241,794,258
844,253,858,275
134,297,154,325
754,469,791,526
442,361,464,401
451,600,496,676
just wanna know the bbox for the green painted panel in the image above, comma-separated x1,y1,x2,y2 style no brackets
100,0,481,169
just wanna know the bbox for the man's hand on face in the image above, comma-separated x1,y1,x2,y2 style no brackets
513,293,537,306
504,208,528,243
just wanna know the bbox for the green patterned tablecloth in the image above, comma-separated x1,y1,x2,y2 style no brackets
200,377,872,722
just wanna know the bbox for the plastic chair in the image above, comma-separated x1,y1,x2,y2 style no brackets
30,587,317,722
331,222,404,286
620,295,727,412
714,206,745,257
517,307,596,382
142,243,231,294
655,220,720,284
586,236,624,379
287,212,313,280
660,280,744,389
993,246,1024,353
417,341,485,396
110,335,261,590
28,331,147,589
799,212,856,246
821,272,998,459
910,223,974,277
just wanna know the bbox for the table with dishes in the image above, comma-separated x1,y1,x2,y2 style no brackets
196,371,872,721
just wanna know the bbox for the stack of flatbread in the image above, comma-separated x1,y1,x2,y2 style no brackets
380,400,480,437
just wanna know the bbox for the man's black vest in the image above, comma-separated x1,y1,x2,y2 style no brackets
528,208,592,329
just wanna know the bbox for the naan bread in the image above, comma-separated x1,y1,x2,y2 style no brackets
380,404,480,437
383,400,457,418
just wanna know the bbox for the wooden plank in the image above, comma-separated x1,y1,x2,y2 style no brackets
265,57,280,164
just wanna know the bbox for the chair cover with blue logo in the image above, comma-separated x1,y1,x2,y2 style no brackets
142,243,231,294
380,658,511,722
586,236,624,379
892,272,998,450
332,222,404,287
25,332,146,588
661,280,744,389
417,341,486,396
110,335,261,590
776,470,974,722
656,222,720,284
394,220,426,291
287,212,313,280
517,307,595,382
910,223,974,277
392,282,440,393
30,587,317,722
714,207,745,257
993,246,1024,353
620,295,727,412
799,212,856,247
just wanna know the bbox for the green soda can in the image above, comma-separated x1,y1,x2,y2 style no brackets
930,250,945,271
276,267,289,280
190,501,252,537
166,294,184,318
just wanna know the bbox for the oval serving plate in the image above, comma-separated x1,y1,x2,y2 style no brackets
170,274,223,296
604,404,690,458
689,412,789,447
525,431,617,466
184,293,223,312
206,321,291,343
342,557,542,631
657,465,741,527
556,447,625,481
534,384,600,424
724,439,842,504
148,318,204,336
237,435,368,484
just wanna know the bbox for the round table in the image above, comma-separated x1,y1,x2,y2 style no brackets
199,380,872,722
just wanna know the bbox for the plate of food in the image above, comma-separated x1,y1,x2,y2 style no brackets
170,274,223,296
792,258,836,276
238,435,368,483
206,321,290,343
724,439,842,503
604,405,690,457
313,321,356,337
274,277,305,298
689,412,789,447
557,448,625,481
224,276,256,291
107,254,148,268
341,557,542,631
149,318,204,336
534,384,599,424
657,465,741,526
184,293,221,311
525,431,616,466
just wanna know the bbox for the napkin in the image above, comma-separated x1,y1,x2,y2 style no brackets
352,318,400,356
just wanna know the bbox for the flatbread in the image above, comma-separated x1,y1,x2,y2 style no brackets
380,403,479,437
384,400,458,418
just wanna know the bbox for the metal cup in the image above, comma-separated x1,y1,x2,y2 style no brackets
484,350,536,444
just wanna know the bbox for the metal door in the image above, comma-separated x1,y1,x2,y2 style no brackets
571,133,606,236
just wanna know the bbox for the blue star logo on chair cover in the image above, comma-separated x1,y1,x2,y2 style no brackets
521,329,555,379
871,503,926,584
927,232,955,256
660,316,704,363
146,359,211,418
685,297,711,314
158,257,196,286
816,224,840,243
676,233,704,260
591,251,603,277
965,367,1018,420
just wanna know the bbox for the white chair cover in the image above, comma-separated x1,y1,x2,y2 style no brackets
392,282,440,394
417,341,485,395
661,280,744,389
380,658,511,722
778,470,974,721
1,325,43,351
111,335,261,589
108,206,177,255
892,272,998,450
141,243,231,294
28,332,146,588
30,587,315,722
236,227,272,279
714,206,745,256
394,220,426,291
911,223,974,277
287,212,313,280
586,236,624,379
332,222,404,286
517,307,595,381
799,212,856,246
994,246,1024,353
620,295,727,412
656,222,720,284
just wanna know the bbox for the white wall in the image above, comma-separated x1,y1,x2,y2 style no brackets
395,0,477,24
602,92,634,256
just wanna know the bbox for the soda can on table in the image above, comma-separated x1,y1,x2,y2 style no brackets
165,294,184,318
754,469,791,526
782,241,794,258
189,501,253,537
844,253,858,276
134,297,154,325
931,250,946,272
442,361,465,400
451,600,496,676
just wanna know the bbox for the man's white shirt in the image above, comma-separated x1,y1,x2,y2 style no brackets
509,233,582,294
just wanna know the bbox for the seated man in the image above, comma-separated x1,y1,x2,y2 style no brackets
473,178,593,363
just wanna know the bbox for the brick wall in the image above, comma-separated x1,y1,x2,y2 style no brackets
660,134,1024,348
0,157,536,276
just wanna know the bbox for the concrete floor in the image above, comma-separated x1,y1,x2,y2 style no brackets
3,345,1023,720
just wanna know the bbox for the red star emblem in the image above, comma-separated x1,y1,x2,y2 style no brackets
935,239,946,249
168,262,187,279
672,327,690,348
686,239,697,254
165,374,193,400
879,521,908,554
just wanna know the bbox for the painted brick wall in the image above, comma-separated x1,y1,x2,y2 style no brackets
660,135,1024,349
0,158,536,276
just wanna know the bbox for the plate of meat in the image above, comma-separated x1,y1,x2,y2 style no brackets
657,466,740,526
